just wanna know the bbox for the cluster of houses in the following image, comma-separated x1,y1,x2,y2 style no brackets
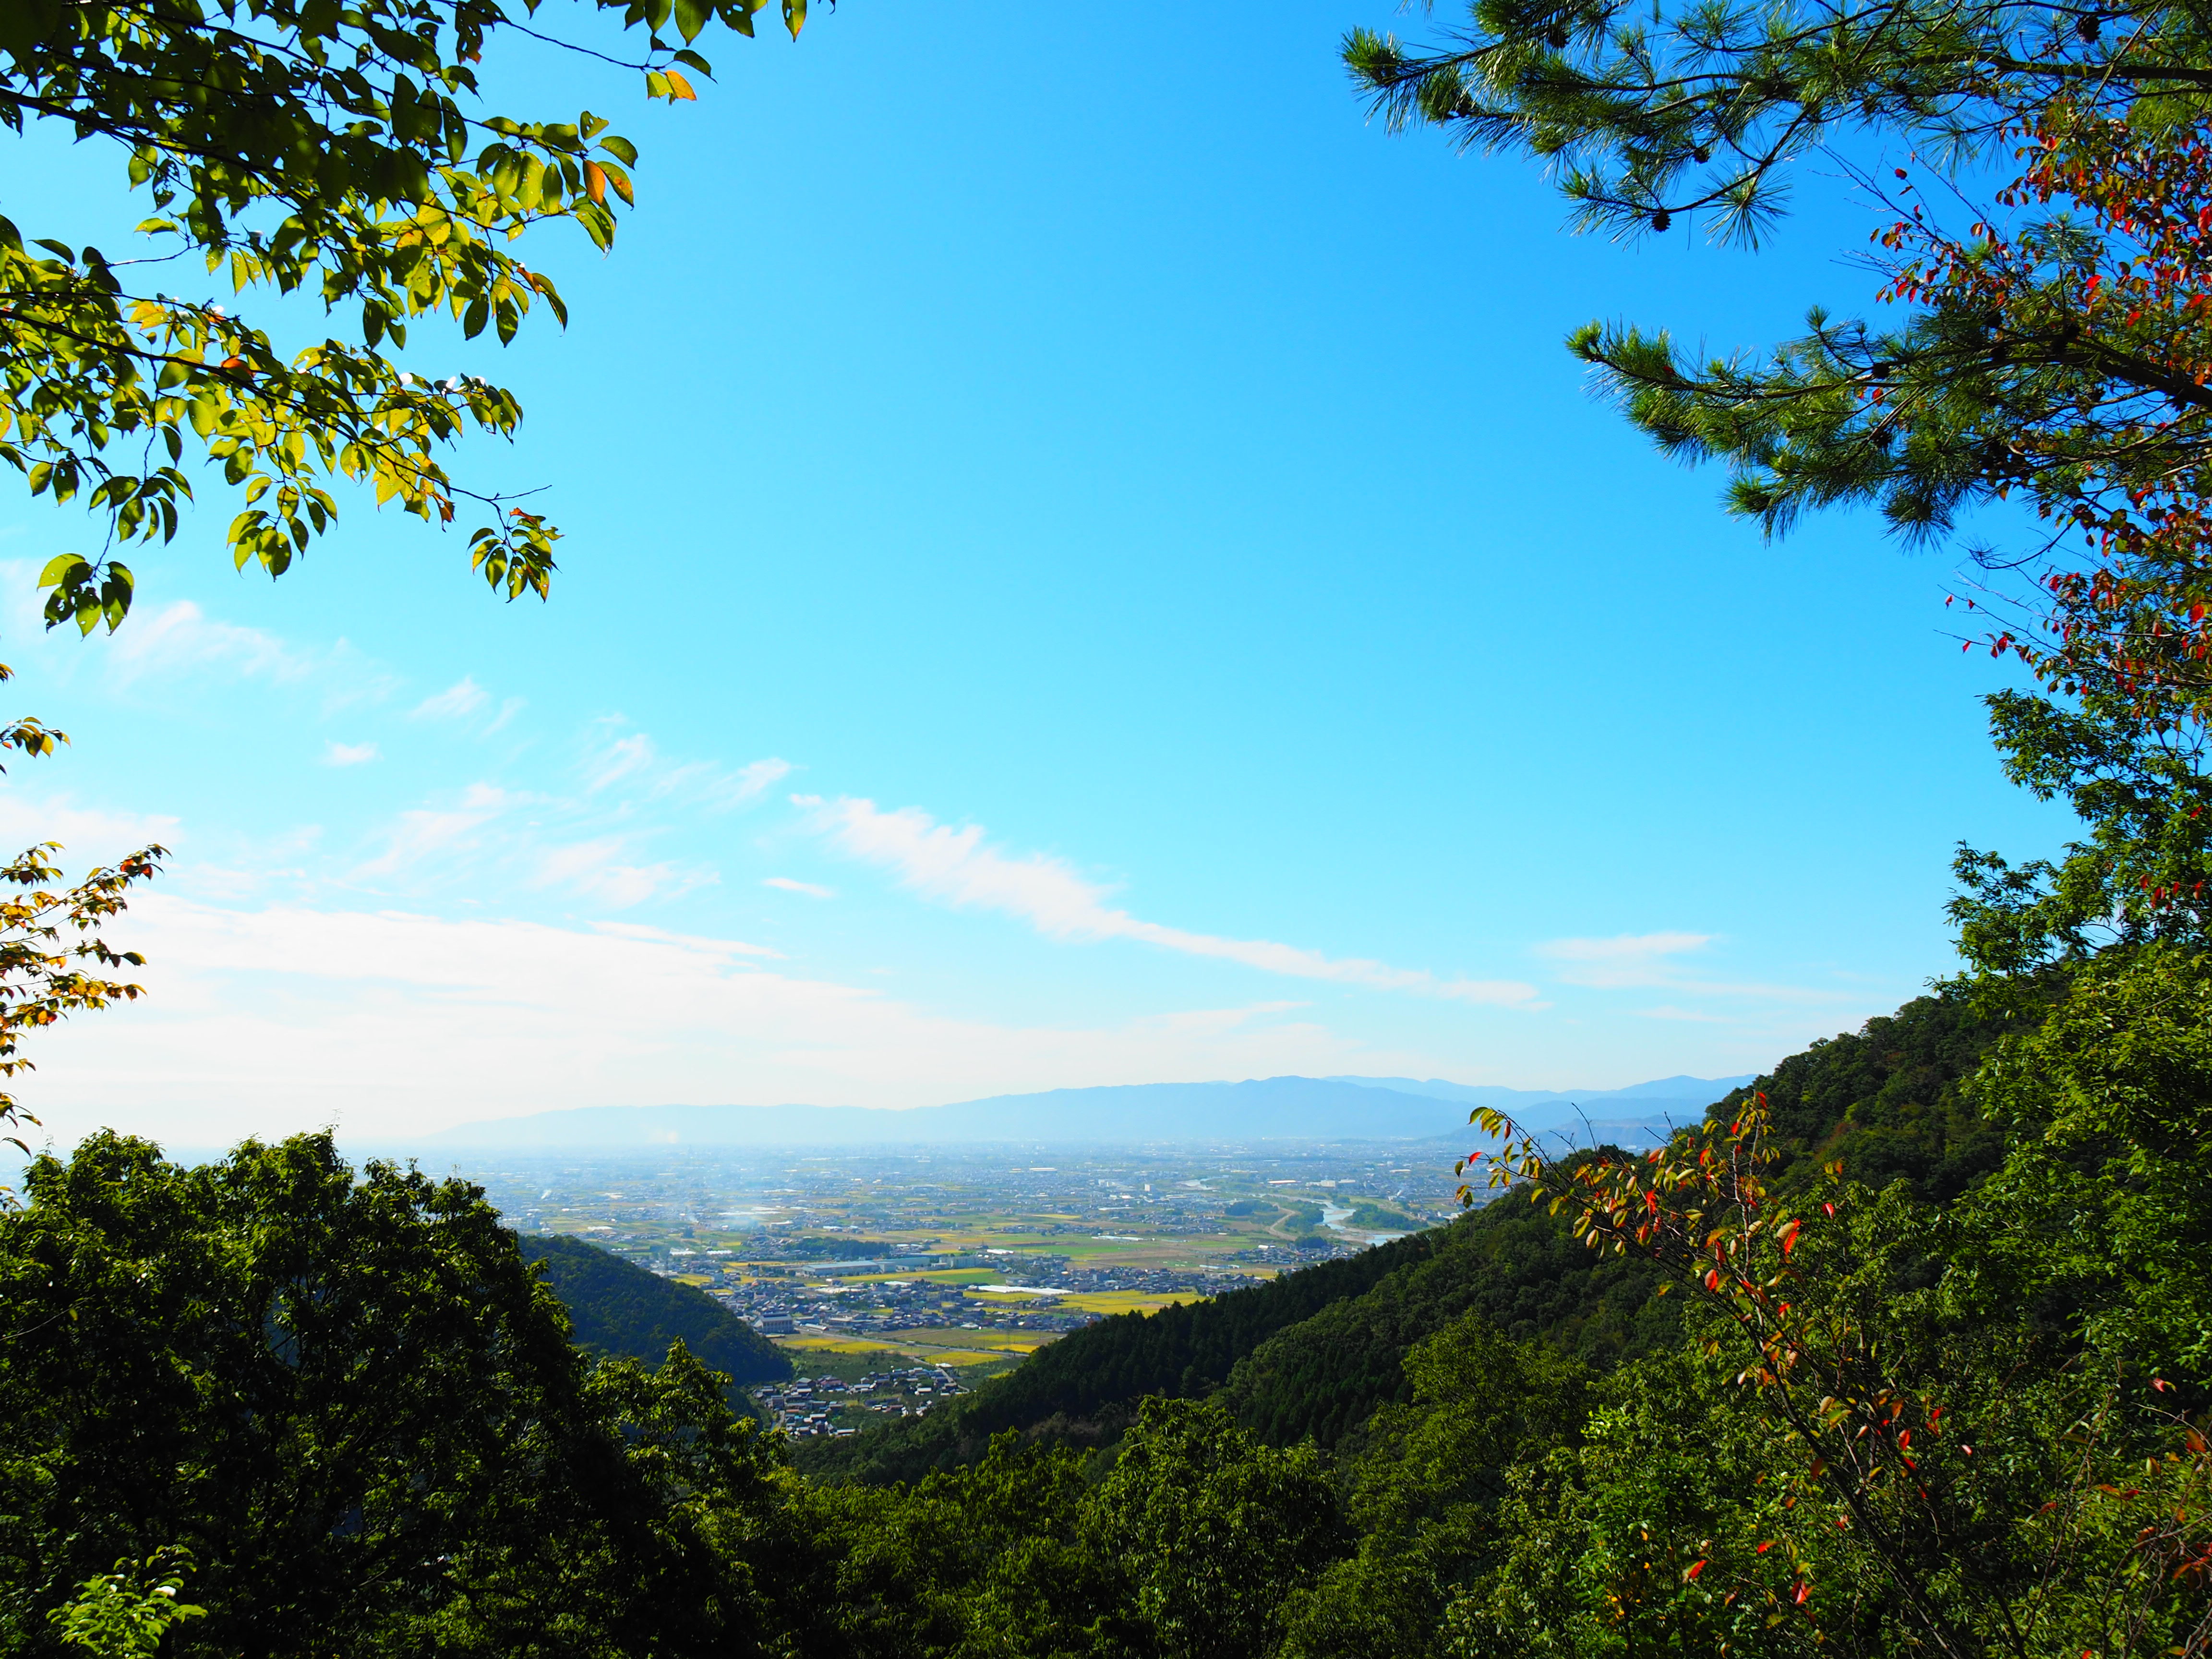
709,1252,1260,1340
754,1366,969,1438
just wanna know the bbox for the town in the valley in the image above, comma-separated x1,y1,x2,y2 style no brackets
453,1140,1467,1431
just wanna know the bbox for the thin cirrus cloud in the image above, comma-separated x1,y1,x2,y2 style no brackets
530,837,711,908
0,565,394,713
348,783,706,909
411,677,489,721
0,574,300,689
351,782,516,879
322,740,380,767
582,723,791,813
764,876,836,899
342,727,785,905
105,600,308,686
1536,932,1858,1006
1630,1004,1736,1024
695,756,793,812
61,595,398,711
1536,932,1717,988
583,729,655,792
797,794,1539,1006
0,793,178,860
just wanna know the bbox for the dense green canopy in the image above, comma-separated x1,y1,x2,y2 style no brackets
527,1231,793,1388
0,1134,798,1659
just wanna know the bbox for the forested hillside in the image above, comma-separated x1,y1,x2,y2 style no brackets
1224,986,2036,1449
802,987,2022,1482
525,1233,793,1387
1707,986,2032,1202
5,961,2205,1659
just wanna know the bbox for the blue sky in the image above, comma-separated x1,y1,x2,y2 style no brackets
1,2,2068,1150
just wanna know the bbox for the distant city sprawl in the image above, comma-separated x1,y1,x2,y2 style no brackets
456,1140,1460,1425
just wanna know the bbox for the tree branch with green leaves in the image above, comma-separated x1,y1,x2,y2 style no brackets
0,0,816,631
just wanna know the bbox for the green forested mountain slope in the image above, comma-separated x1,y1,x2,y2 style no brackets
1709,987,2030,1202
802,988,2023,1484
1220,1196,1677,1448
1221,989,2025,1449
525,1233,793,1386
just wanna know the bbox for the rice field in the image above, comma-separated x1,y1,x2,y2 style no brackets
1055,1289,1184,1316
773,1330,1047,1369
879,1325,1048,1355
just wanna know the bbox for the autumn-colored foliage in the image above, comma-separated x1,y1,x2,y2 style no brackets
1861,109,2212,745
1457,1058,2212,1659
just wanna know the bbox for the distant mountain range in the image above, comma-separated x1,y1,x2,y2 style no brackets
415,1072,1753,1151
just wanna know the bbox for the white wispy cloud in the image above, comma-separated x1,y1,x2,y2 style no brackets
0,569,396,719
764,876,836,898
530,837,712,908
797,795,1539,1006
698,756,793,812
412,677,489,721
1538,932,1859,1005
593,921,783,958
352,782,515,878
582,723,789,812
326,721,787,909
322,741,380,767
103,600,310,686
15,896,1405,1144
585,730,656,793
0,793,179,857
343,754,742,908
39,597,399,713
1538,932,1716,988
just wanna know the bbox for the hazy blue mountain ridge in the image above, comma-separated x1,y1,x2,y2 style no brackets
413,1072,1751,1150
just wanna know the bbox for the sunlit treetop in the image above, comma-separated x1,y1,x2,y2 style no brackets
0,0,811,634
